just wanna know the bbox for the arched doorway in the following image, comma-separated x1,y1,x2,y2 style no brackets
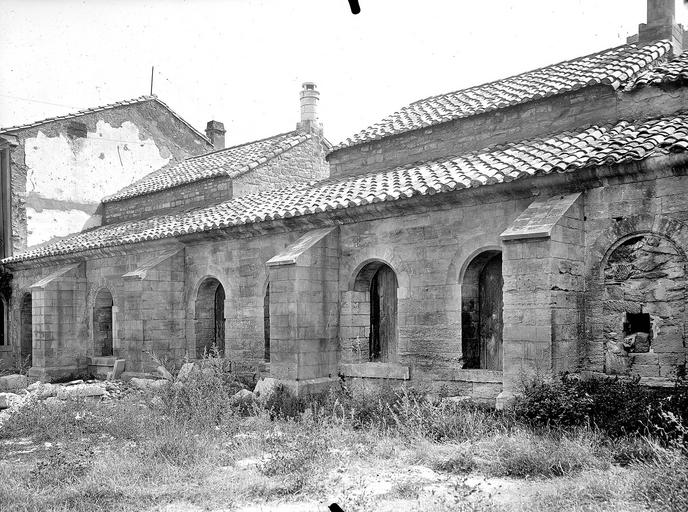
461,251,503,370
353,261,398,363
20,293,32,364
195,277,226,357
264,283,270,362
93,288,114,357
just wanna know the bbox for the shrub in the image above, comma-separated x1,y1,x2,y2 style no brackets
154,351,244,428
514,374,688,441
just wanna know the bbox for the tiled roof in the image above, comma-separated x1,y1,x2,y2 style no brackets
627,50,688,89
332,41,671,150
103,130,312,202
5,111,688,264
0,95,211,145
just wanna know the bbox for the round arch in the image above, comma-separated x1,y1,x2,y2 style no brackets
193,276,226,358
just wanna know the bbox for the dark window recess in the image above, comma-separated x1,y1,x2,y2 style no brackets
624,312,651,335
66,121,88,138
0,299,5,346
623,312,652,353
264,283,270,362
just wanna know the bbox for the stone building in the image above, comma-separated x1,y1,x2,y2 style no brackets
2,1,688,405
0,96,217,362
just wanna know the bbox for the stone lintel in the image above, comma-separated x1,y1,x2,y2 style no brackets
500,192,582,241
266,226,337,267
339,362,410,380
122,246,183,280
30,263,82,289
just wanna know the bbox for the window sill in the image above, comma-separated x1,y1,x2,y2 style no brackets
339,362,410,380
0,345,12,353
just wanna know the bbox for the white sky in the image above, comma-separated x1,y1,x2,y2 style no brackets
1,0,687,146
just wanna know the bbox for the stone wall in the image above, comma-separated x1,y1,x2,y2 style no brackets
102,136,330,225
232,137,330,196
6,100,210,251
103,176,233,224
327,84,688,180
327,86,618,178
3,159,687,401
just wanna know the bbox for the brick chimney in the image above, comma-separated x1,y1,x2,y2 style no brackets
636,0,684,55
205,120,226,150
297,82,322,134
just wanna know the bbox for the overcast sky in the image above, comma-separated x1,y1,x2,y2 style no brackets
1,0,687,146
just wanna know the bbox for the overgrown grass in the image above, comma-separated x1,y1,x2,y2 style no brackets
1,360,687,511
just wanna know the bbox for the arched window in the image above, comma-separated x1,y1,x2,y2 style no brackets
194,277,226,357
352,261,398,363
93,288,114,357
19,293,32,364
603,235,687,375
264,283,270,362
461,251,503,370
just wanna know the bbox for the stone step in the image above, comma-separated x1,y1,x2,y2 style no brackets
89,357,117,366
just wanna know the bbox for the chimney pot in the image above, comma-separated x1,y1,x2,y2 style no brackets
205,120,226,150
297,82,322,134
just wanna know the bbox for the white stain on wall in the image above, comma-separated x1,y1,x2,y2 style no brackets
26,207,94,247
25,120,171,203
23,120,171,246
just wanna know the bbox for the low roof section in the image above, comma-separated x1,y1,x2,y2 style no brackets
4,110,688,265
330,41,677,151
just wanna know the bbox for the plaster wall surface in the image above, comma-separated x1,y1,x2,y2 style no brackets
6,100,210,251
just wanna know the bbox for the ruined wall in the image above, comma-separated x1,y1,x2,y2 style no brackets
602,236,687,379
232,137,330,196
6,100,210,251
327,86,618,178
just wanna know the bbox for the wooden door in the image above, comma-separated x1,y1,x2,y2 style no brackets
479,256,503,370
369,265,398,362
214,285,225,354
94,302,113,356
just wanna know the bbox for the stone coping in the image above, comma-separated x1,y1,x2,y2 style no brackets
339,363,410,380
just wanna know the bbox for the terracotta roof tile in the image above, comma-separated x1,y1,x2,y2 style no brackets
332,42,672,151
5,111,688,264
103,130,312,202
0,95,210,145
627,50,688,90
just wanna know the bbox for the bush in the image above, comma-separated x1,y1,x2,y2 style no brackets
514,374,688,441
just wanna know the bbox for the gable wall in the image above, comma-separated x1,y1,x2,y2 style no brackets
6,101,210,252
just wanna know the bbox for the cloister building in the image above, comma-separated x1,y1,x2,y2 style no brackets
1,1,688,405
